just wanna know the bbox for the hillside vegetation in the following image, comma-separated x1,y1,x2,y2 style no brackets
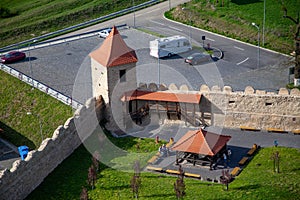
166,0,300,54
0,70,73,149
0,0,150,47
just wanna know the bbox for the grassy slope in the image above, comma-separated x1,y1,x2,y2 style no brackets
0,0,150,47
0,70,73,149
167,0,300,54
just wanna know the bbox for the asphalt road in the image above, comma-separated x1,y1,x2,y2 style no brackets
4,0,292,103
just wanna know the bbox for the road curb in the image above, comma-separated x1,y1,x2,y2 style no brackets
208,46,223,60
163,15,291,58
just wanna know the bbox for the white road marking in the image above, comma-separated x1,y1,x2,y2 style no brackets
206,37,215,41
168,25,183,32
237,57,249,65
149,20,164,26
145,8,161,14
234,46,244,51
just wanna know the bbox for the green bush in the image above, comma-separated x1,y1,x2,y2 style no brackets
0,6,18,18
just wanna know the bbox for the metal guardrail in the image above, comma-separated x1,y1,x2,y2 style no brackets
0,64,83,109
25,24,128,51
0,0,162,53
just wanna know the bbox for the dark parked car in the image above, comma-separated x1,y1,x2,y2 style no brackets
1,51,26,64
184,52,211,65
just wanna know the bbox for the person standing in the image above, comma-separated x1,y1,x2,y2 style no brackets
223,153,227,168
159,145,163,155
227,148,232,162
162,144,167,157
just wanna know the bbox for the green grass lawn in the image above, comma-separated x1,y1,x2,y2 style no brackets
166,0,300,54
26,131,300,200
0,70,73,149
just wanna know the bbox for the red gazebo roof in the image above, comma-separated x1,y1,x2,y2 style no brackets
171,129,231,156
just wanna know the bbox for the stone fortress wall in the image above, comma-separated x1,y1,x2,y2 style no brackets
0,97,105,200
0,83,299,199
139,82,300,132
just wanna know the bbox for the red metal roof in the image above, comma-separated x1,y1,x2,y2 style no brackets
171,129,231,156
121,90,201,104
89,26,138,67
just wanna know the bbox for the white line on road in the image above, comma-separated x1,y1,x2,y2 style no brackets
234,46,245,51
149,20,165,26
236,57,249,65
206,37,215,41
168,25,183,32
145,8,161,14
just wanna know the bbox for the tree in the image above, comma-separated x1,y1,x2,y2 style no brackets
92,151,100,172
87,165,97,190
271,151,280,173
131,160,141,199
80,187,89,200
281,1,300,86
220,169,232,191
174,165,186,199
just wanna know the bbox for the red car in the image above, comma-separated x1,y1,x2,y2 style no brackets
1,51,26,64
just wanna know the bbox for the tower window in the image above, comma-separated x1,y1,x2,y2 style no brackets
120,69,126,82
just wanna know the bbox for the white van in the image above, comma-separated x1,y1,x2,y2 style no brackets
150,35,192,58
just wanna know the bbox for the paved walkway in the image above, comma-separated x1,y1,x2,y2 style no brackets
0,138,20,170
127,121,300,181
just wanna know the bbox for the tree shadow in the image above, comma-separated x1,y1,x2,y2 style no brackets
290,167,300,172
233,183,261,190
141,193,174,198
231,0,262,5
100,184,131,191
0,121,36,149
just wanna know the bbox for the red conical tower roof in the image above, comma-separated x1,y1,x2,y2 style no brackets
89,26,138,67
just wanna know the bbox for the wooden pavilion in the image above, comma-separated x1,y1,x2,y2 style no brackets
171,129,231,169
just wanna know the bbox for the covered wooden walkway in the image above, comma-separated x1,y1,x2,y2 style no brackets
121,90,209,127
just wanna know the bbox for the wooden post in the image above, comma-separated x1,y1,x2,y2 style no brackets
184,103,187,125
193,104,196,125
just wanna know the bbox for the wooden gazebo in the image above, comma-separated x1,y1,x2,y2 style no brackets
171,129,231,168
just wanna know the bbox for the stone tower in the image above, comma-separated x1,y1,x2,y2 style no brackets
89,26,138,131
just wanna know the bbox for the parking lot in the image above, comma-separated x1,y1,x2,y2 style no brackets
6,28,290,104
